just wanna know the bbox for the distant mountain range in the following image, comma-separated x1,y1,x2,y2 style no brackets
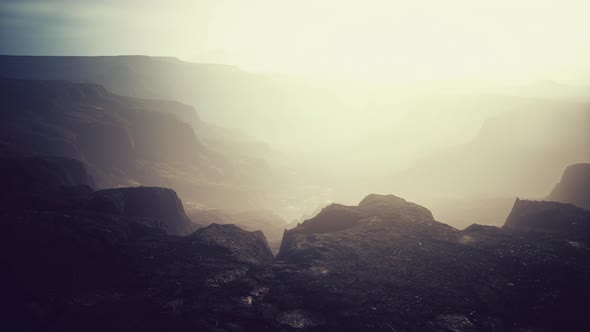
1,55,588,225
2,55,589,224
393,104,590,228
0,55,274,135
394,104,590,199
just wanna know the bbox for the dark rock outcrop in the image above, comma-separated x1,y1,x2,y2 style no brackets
358,193,435,220
1,214,274,332
190,223,273,265
188,208,287,254
546,163,590,210
279,194,453,260
503,198,590,238
87,186,199,235
271,194,590,331
0,153,199,236
1,169,274,332
288,194,436,235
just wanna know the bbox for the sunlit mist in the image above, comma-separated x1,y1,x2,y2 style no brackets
0,0,589,227
2,0,590,82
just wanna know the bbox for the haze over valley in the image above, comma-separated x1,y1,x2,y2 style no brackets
1,1,589,330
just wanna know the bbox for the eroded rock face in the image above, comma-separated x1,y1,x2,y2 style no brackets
547,163,590,210
88,186,199,235
503,198,590,238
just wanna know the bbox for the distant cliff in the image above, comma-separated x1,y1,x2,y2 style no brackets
0,77,277,211
546,163,590,210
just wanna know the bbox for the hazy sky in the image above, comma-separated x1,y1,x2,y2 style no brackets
1,0,590,82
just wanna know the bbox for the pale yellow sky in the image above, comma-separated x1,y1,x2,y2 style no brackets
189,0,590,82
1,0,590,82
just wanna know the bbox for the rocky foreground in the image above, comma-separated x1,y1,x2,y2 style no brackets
273,195,589,330
1,165,588,331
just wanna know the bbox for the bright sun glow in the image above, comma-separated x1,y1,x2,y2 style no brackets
2,0,590,83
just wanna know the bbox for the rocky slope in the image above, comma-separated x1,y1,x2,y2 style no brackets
546,163,590,210
0,161,274,331
2,214,274,331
